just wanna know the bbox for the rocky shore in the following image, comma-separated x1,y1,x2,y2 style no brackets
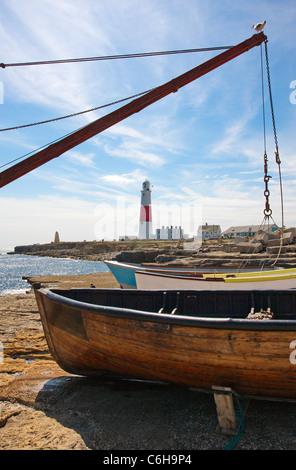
1,272,296,450
11,228,296,268
12,240,184,263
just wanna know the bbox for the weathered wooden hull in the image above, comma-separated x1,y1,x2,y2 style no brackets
35,288,296,399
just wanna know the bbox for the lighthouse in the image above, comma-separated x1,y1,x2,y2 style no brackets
139,180,152,239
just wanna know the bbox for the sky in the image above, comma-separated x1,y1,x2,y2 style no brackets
0,0,295,250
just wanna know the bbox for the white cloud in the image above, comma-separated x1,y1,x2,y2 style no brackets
102,169,147,187
211,107,257,155
0,195,98,248
104,143,165,168
66,151,97,168
1,1,115,115
100,123,168,167
1,0,295,249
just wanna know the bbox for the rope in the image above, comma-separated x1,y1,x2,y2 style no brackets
0,87,156,133
0,46,232,69
223,396,250,450
0,122,90,169
258,214,281,268
0,87,160,169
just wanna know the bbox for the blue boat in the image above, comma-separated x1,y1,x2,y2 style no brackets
103,261,209,288
104,261,140,288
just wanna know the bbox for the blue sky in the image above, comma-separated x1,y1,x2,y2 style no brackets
0,0,295,249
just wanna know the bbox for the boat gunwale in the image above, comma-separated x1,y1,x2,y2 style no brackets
135,270,296,283
105,259,281,276
37,287,296,332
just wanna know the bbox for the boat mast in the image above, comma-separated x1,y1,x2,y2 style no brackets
0,32,266,188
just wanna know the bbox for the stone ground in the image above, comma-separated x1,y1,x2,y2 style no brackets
1,273,296,451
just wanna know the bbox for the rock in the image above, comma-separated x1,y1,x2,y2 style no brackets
266,245,288,255
283,229,296,244
234,237,246,244
267,229,281,240
236,242,263,254
116,250,163,263
221,243,237,253
155,254,177,263
252,230,269,246
267,239,283,247
267,230,295,247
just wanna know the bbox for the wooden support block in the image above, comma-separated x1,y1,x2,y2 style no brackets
212,386,239,436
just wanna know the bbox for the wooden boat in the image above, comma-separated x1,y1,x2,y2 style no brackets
35,287,296,399
135,270,296,291
104,260,282,289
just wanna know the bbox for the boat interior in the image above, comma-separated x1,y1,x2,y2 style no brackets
49,288,296,320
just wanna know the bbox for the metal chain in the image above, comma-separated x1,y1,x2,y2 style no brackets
260,43,272,217
264,39,284,266
263,152,272,217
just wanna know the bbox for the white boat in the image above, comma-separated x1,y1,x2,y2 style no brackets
104,260,283,289
135,270,296,291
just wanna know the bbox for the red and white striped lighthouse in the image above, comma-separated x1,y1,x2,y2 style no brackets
139,180,152,239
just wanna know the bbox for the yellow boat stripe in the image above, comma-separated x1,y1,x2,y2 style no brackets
203,267,296,279
224,272,296,283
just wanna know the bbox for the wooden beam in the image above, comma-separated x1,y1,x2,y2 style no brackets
0,33,266,188
212,386,239,435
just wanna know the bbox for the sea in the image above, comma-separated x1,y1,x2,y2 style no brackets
0,252,110,296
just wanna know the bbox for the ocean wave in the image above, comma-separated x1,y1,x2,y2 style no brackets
0,287,30,296
0,253,108,295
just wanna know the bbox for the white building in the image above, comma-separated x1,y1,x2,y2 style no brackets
222,224,279,238
197,223,221,240
155,226,184,240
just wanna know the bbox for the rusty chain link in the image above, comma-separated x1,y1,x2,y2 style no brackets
262,40,283,222
263,151,272,217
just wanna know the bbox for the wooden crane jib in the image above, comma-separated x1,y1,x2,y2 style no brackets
0,32,267,188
